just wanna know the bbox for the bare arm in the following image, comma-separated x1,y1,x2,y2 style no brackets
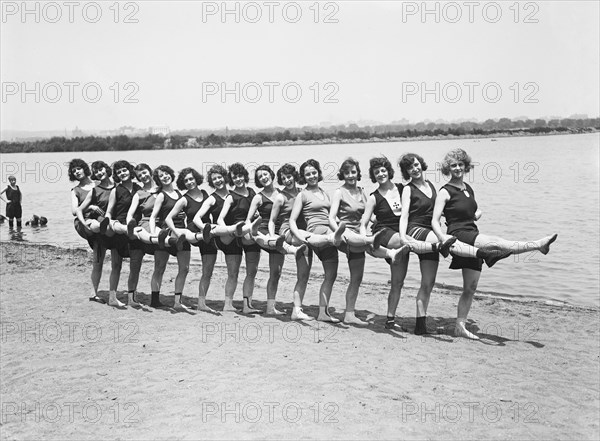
76,190,94,230
105,188,117,220
193,195,215,229
71,190,80,216
328,188,342,231
165,197,187,232
289,191,305,242
126,193,140,225
360,194,376,236
149,193,165,235
432,188,450,241
246,194,262,224
0,188,7,203
217,195,233,226
399,186,412,241
268,194,284,236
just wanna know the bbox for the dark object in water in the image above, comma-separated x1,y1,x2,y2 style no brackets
0,214,5,224
25,215,48,227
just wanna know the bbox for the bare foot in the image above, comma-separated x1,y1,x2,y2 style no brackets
332,222,346,247
343,312,368,326
108,298,126,308
539,233,558,255
196,301,216,313
222,299,239,312
174,303,192,312
266,307,285,316
291,308,314,321
317,309,340,323
250,216,262,236
454,322,480,340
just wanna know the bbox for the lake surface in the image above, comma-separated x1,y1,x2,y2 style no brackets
1,133,598,307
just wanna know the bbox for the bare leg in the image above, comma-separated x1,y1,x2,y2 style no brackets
197,253,217,312
475,233,557,255
242,251,261,313
223,254,242,311
108,249,125,307
385,254,409,330
127,249,144,306
455,268,481,340
291,247,314,320
173,251,191,311
110,220,128,235
266,252,285,315
90,242,106,301
343,255,367,325
151,250,170,292
316,259,339,322
385,232,437,254
414,259,438,335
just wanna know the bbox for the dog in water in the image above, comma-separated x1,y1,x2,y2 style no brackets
25,215,48,227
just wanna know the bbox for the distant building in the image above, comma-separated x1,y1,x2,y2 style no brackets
72,126,84,137
150,126,170,136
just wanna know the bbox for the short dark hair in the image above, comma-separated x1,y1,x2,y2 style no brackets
68,158,91,181
134,163,153,177
276,163,299,185
227,163,249,185
176,167,204,190
368,156,394,183
153,165,175,189
207,165,228,188
254,165,275,188
337,158,362,181
398,153,428,180
91,161,112,180
112,160,135,183
298,159,323,185
441,148,473,176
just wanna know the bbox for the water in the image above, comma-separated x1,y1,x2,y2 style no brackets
1,133,598,307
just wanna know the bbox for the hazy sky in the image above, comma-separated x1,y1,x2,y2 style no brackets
1,1,599,132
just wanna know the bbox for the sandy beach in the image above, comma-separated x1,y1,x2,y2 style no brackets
1,241,598,440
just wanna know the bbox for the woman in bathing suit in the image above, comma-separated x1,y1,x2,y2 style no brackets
432,148,557,339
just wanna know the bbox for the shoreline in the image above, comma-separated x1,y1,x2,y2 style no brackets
2,241,597,312
1,128,597,153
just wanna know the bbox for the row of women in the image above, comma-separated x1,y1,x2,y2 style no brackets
69,149,557,339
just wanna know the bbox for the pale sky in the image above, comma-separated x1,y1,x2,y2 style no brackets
1,0,599,133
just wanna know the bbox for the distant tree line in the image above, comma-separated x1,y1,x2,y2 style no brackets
1,118,598,154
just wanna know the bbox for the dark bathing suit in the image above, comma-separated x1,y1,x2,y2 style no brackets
212,192,242,256
158,190,191,255
226,188,261,254
407,181,438,262
5,185,22,219
183,190,217,255
442,183,483,272
72,186,95,249
257,190,281,254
